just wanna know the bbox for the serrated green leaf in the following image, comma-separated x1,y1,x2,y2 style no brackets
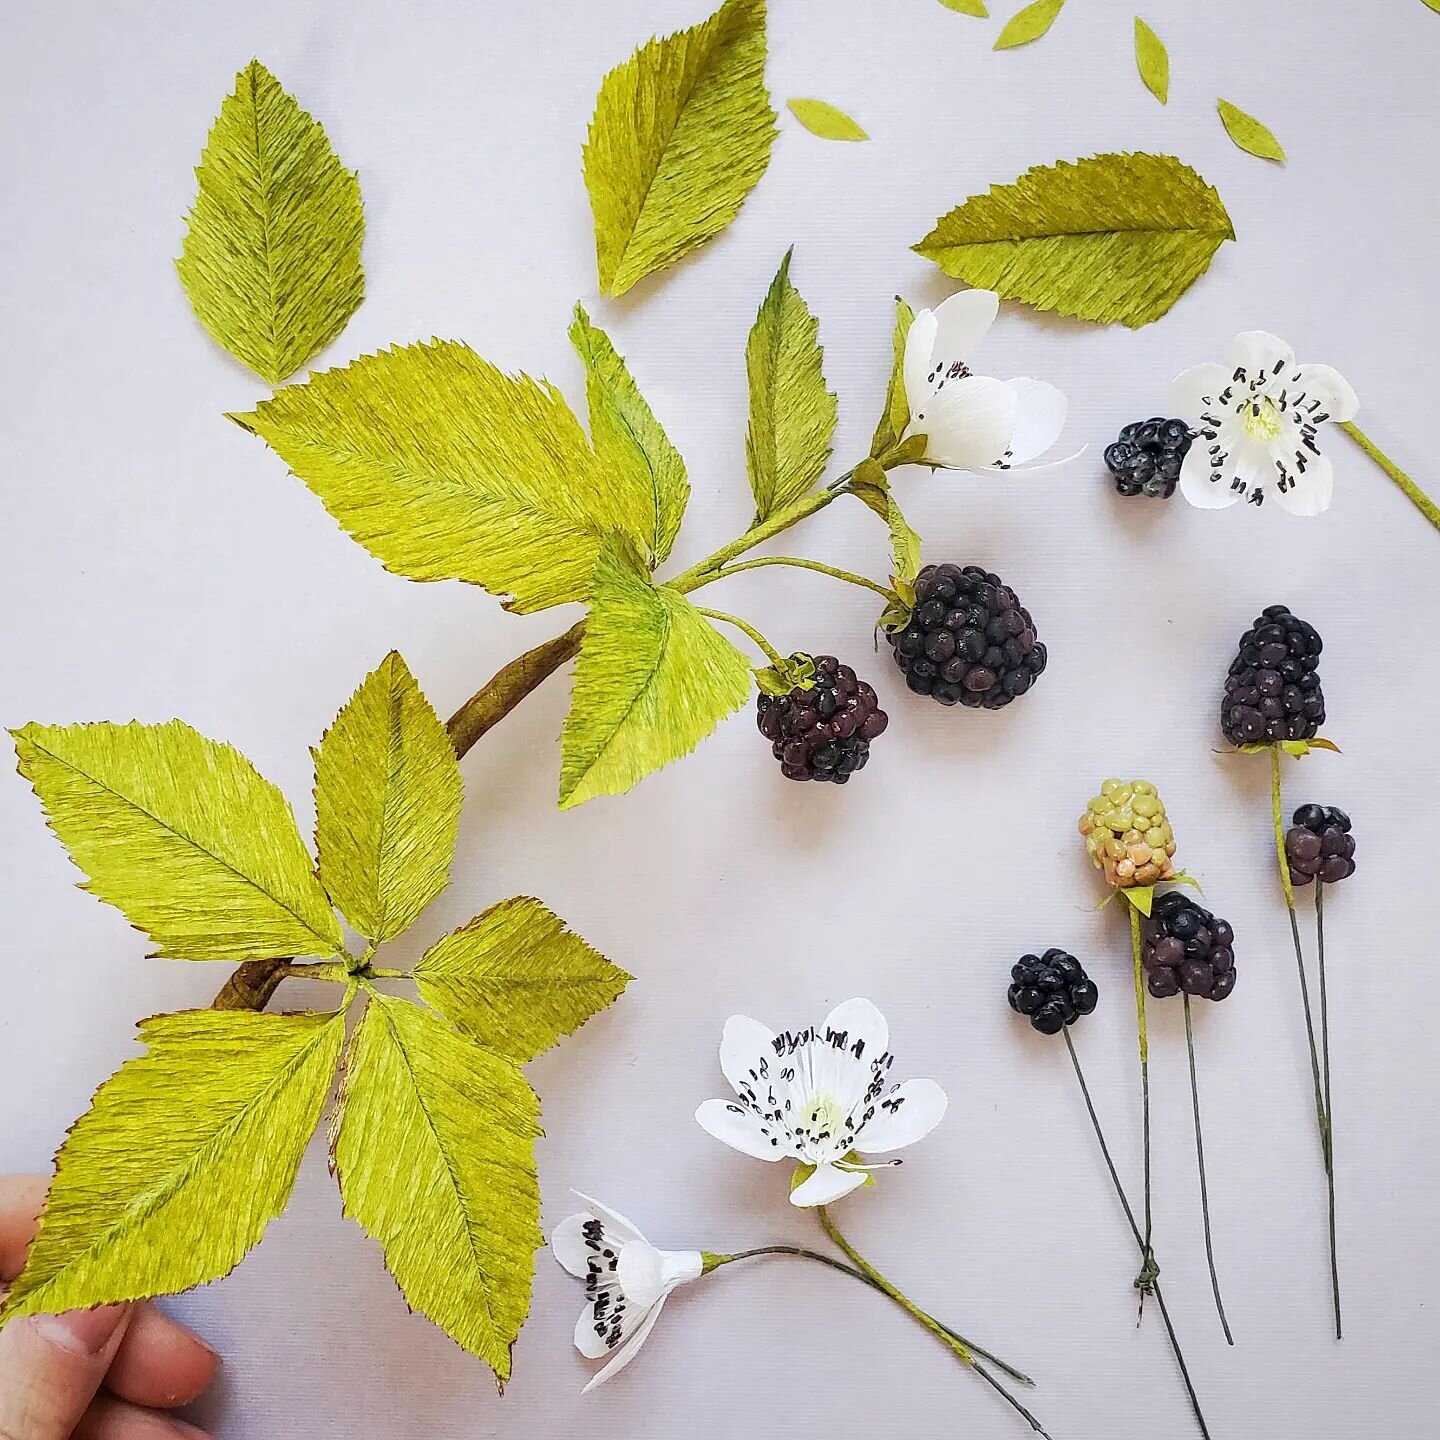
1134,18,1169,104
2,1009,343,1318
870,296,916,461
231,341,647,614
850,459,923,584
313,653,461,944
331,995,541,1383
584,0,777,297
885,493,923,582
569,305,689,567
938,0,989,15
745,250,837,521
559,543,752,807
414,897,630,1062
786,98,868,142
1217,99,1286,163
12,722,342,962
176,60,363,385
914,153,1235,328
994,0,1066,48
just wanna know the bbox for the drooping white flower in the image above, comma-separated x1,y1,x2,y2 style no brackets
551,1193,704,1393
902,290,1069,472
1169,330,1359,515
695,997,947,1207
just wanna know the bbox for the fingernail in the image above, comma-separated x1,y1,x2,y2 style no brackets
33,1302,130,1355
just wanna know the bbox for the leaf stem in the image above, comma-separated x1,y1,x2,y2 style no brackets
1183,995,1233,1344
1341,421,1440,532
710,554,895,601
670,488,838,594
696,608,788,669
1129,902,1157,1314
1317,882,1342,1339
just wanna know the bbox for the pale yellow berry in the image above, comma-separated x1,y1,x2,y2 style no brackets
1078,777,1179,888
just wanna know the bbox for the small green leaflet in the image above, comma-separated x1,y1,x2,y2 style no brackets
584,0,777,296
12,721,342,962
312,652,462,944
786,98,868,142
1134,18,1169,104
177,61,364,385
569,305,689,567
559,543,752,807
938,0,989,15
415,897,631,1062
745,250,838,521
870,296,916,462
1425,0,1440,14
914,153,1235,328
1217,99,1286,163
1,1010,343,1319
994,0,1066,49
850,459,922,584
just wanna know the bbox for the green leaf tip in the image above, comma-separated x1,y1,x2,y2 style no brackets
994,0,1066,49
1133,18,1169,104
1217,99,1286,163
786,98,868,142
938,0,989,15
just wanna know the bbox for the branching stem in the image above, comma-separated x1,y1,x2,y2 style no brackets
696,608,787,668
710,554,895,601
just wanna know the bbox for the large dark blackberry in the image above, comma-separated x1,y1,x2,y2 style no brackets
754,654,887,783
1008,948,1099,1035
1104,417,1193,498
1142,893,1237,1003
886,563,1046,708
1220,604,1325,746
1286,804,1356,885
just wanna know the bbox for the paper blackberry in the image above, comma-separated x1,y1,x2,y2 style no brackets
1007,948,1099,1034
1104,417,1193,498
755,655,887,783
1221,604,1326,746
1286,803,1356,885
1079,778,1177,888
1142,892,1237,1002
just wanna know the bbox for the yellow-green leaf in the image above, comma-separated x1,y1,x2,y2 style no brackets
231,341,644,614
1217,99,1286,163
584,0,777,297
569,305,689,566
850,459,922,583
559,543,752,808
938,0,989,15
1134,18,1169,104
312,653,461,944
994,0,1066,48
176,60,364,385
786,98,868,142
331,996,541,1383
415,897,630,1062
870,296,916,461
1425,0,1440,14
12,722,342,962
1,1009,343,1318
745,250,837,521
914,153,1235,328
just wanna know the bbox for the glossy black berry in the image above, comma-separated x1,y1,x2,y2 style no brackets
754,655,887,784
1220,604,1326,746
886,563,1046,709
1104,417,1193,498
1286,804,1356,885
1008,948,1099,1034
1142,892,1237,1003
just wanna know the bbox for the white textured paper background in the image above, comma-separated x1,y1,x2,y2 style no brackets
2,2,1438,1435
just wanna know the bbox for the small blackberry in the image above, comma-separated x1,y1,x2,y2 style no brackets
1142,892,1237,1003
885,563,1046,709
1221,604,1325,746
1286,804,1356,885
754,654,887,783
1104,417,1193,498
1008,948,1099,1035
1079,778,1177,888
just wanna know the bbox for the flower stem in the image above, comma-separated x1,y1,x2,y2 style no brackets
696,608,787,669
1063,1031,1212,1440
1128,902,1157,1314
670,489,839,594
709,554,896,601
1341,420,1440,532
1317,882,1342,1339
1183,996,1234,1345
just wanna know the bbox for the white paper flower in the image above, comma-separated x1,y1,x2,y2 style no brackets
551,1192,704,1393
902,290,1069,472
1169,330,1359,515
695,997,947,1207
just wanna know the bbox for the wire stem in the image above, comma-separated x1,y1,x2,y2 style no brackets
1183,996,1234,1344
1128,903,1156,1315
1341,420,1440,532
695,608,787,668
1317,883,1342,1338
710,554,896,600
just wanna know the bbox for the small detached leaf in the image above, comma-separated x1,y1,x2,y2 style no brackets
1425,0,1440,14
1217,99,1286,163
415,897,630,1063
994,0,1066,49
177,60,364,385
584,0,777,297
786,98,868,142
1134,18,1169,104
938,0,989,14
870,296,916,462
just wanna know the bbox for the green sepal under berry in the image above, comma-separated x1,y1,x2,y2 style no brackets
1237,737,1341,758
1101,873,1202,919
755,653,817,697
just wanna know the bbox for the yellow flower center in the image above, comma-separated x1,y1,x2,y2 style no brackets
1241,396,1285,443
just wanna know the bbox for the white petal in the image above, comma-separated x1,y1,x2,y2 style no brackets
659,1249,705,1291
695,1098,787,1160
855,1078,948,1154
574,1302,615,1359
1168,362,1230,419
551,1213,598,1279
821,998,889,1064
931,289,999,364
1178,437,1242,509
1270,450,1335,516
913,375,1018,469
789,1163,869,1208
1227,330,1294,387
617,1240,665,1311
582,1298,666,1393
719,1014,777,1095
1002,378,1067,465
1291,364,1358,424
903,306,939,413
570,1192,645,1248
977,442,1087,478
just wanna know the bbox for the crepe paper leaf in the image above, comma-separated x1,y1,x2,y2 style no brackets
914,153,1235,328
1217,99,1286,163
994,0,1066,49
786,98,868,142
744,250,838,522
584,0,777,297
330,995,541,1383
232,341,648,615
312,653,462,945
938,0,989,15
1425,0,1440,14
414,897,630,1062
1239,737,1341,758
885,493,924,583
850,458,923,583
12,722,342,962
559,542,752,808
176,61,364,386
1134,18,1169,104
870,296,917,462
569,305,689,567
1,1009,343,1319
